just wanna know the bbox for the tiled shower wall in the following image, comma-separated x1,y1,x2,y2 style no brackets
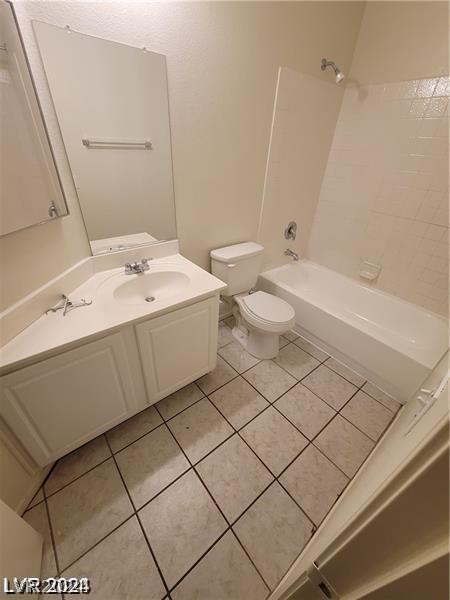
308,76,449,316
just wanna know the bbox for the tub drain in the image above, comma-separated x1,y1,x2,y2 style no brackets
145,296,155,302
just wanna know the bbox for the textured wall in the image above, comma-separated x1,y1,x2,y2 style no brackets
1,1,364,312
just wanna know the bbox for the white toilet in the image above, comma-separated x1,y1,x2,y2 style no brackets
210,242,295,359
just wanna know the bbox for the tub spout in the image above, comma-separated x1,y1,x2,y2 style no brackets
284,249,299,261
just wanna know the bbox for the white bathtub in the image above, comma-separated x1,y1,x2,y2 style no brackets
259,260,448,402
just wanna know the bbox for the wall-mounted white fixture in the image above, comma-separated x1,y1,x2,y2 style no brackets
360,261,381,281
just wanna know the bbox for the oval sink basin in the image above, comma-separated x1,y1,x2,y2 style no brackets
113,270,190,305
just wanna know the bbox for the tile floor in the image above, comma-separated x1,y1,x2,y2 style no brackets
23,320,402,600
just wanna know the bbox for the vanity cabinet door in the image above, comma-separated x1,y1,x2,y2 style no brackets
136,297,219,403
0,328,147,467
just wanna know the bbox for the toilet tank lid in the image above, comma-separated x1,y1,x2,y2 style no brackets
210,242,264,263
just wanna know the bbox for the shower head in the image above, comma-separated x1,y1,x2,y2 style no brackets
321,58,345,84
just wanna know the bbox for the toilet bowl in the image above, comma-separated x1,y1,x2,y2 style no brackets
234,291,295,359
210,242,296,360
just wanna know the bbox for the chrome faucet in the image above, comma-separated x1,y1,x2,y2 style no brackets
124,257,151,275
284,248,299,261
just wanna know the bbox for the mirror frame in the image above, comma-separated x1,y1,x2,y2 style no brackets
1,0,69,238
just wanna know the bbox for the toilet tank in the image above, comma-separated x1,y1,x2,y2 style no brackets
210,242,264,295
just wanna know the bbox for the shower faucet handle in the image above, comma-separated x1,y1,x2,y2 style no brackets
284,221,297,240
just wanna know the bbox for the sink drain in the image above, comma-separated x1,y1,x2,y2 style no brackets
145,296,155,303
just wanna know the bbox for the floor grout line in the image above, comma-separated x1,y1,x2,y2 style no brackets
39,326,401,597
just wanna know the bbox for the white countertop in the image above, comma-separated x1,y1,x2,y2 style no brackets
0,254,225,375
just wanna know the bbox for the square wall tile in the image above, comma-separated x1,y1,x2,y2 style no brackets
280,445,348,526
275,383,336,440
64,517,165,600
45,436,111,496
243,360,296,402
196,435,273,523
106,407,163,453
155,383,204,421
314,415,374,478
139,470,227,588
234,482,313,590
274,344,320,380
341,390,394,441
47,458,133,570
167,398,233,463
196,356,238,395
302,365,358,410
115,425,190,509
240,407,308,476
209,377,269,430
171,531,268,600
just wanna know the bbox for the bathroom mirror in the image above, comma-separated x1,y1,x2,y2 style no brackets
0,2,68,237
33,21,176,255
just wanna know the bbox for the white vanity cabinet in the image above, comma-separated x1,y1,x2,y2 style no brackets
0,328,147,467
136,297,218,402
0,296,219,467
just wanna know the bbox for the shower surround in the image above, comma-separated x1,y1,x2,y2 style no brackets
308,76,449,316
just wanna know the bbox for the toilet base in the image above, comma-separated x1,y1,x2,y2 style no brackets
232,323,279,360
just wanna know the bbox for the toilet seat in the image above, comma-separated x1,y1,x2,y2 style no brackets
235,291,295,333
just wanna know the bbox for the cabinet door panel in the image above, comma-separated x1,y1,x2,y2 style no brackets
136,297,218,402
0,330,145,466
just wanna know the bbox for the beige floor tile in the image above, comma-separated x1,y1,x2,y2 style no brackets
341,390,394,441
139,470,227,588
209,377,269,429
234,482,313,590
243,360,296,402
363,382,401,413
23,502,57,578
115,426,190,509
224,316,235,329
218,340,260,373
64,517,165,600
325,357,366,387
218,322,234,348
167,398,233,463
196,356,238,395
283,331,298,342
171,531,268,600
26,487,44,510
156,383,204,421
280,445,348,526
314,415,374,478
240,407,308,476
106,407,163,453
47,458,133,570
45,436,111,496
197,435,273,522
274,344,320,380
275,383,336,440
293,336,329,362
279,336,290,349
302,365,358,410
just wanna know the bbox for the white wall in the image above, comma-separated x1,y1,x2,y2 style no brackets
1,0,364,312
308,1,449,315
258,67,346,269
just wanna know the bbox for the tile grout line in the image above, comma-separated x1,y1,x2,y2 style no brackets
103,434,172,599
152,402,273,593
43,494,62,577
